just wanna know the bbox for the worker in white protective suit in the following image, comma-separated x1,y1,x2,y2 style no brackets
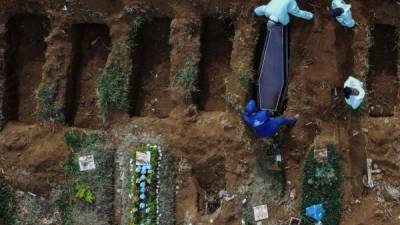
329,0,356,28
343,76,365,109
254,0,314,30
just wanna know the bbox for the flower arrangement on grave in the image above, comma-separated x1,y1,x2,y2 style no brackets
129,144,162,225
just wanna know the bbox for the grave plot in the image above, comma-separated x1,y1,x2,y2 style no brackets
193,156,226,215
367,24,399,117
197,17,234,111
64,23,111,128
129,18,174,118
3,15,50,123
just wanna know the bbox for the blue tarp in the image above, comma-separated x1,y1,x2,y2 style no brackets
306,204,325,223
257,25,288,114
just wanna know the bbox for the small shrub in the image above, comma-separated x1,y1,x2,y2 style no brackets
74,184,95,204
238,73,254,92
127,16,145,49
301,145,342,225
56,187,73,225
63,130,104,150
43,64,52,77
97,59,129,114
175,58,199,100
124,5,141,15
0,175,16,225
34,79,63,122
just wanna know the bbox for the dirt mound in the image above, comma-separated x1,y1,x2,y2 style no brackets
0,122,69,197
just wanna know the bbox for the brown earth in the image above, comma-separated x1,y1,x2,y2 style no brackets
65,23,111,129
0,0,399,225
197,17,234,112
0,122,69,197
130,18,175,118
3,15,50,123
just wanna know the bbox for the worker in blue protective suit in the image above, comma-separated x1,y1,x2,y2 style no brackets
254,0,314,30
343,76,365,109
242,100,297,138
329,0,356,28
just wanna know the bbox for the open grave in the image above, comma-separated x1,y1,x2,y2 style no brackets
367,24,399,117
197,17,234,111
129,18,173,118
64,23,111,128
193,156,226,215
3,15,50,123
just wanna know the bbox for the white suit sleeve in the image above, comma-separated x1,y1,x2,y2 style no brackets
288,0,314,20
254,6,270,17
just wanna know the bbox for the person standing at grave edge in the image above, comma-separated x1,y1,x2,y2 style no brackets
254,0,315,30
343,76,365,110
329,0,357,28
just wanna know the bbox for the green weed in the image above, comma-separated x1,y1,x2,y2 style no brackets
0,174,16,225
63,130,104,150
238,73,254,92
175,58,199,100
34,79,63,122
74,184,95,204
56,186,73,225
97,56,129,114
43,64,52,77
127,16,145,49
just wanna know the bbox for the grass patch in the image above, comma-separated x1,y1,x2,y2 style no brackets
226,93,242,112
238,72,254,92
0,174,16,225
56,186,73,225
34,78,63,122
174,57,199,101
97,51,129,114
43,64,52,77
301,145,342,225
62,130,114,225
127,16,145,49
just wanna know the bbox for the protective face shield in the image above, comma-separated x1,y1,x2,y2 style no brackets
343,87,352,99
267,19,277,30
329,7,344,17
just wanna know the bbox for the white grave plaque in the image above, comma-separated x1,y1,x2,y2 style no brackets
253,204,269,221
289,217,302,225
79,155,96,171
136,151,151,166
314,148,328,162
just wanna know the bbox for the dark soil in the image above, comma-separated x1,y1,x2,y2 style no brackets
129,18,174,118
197,17,234,111
367,24,398,117
64,23,111,129
193,156,226,215
3,15,50,123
